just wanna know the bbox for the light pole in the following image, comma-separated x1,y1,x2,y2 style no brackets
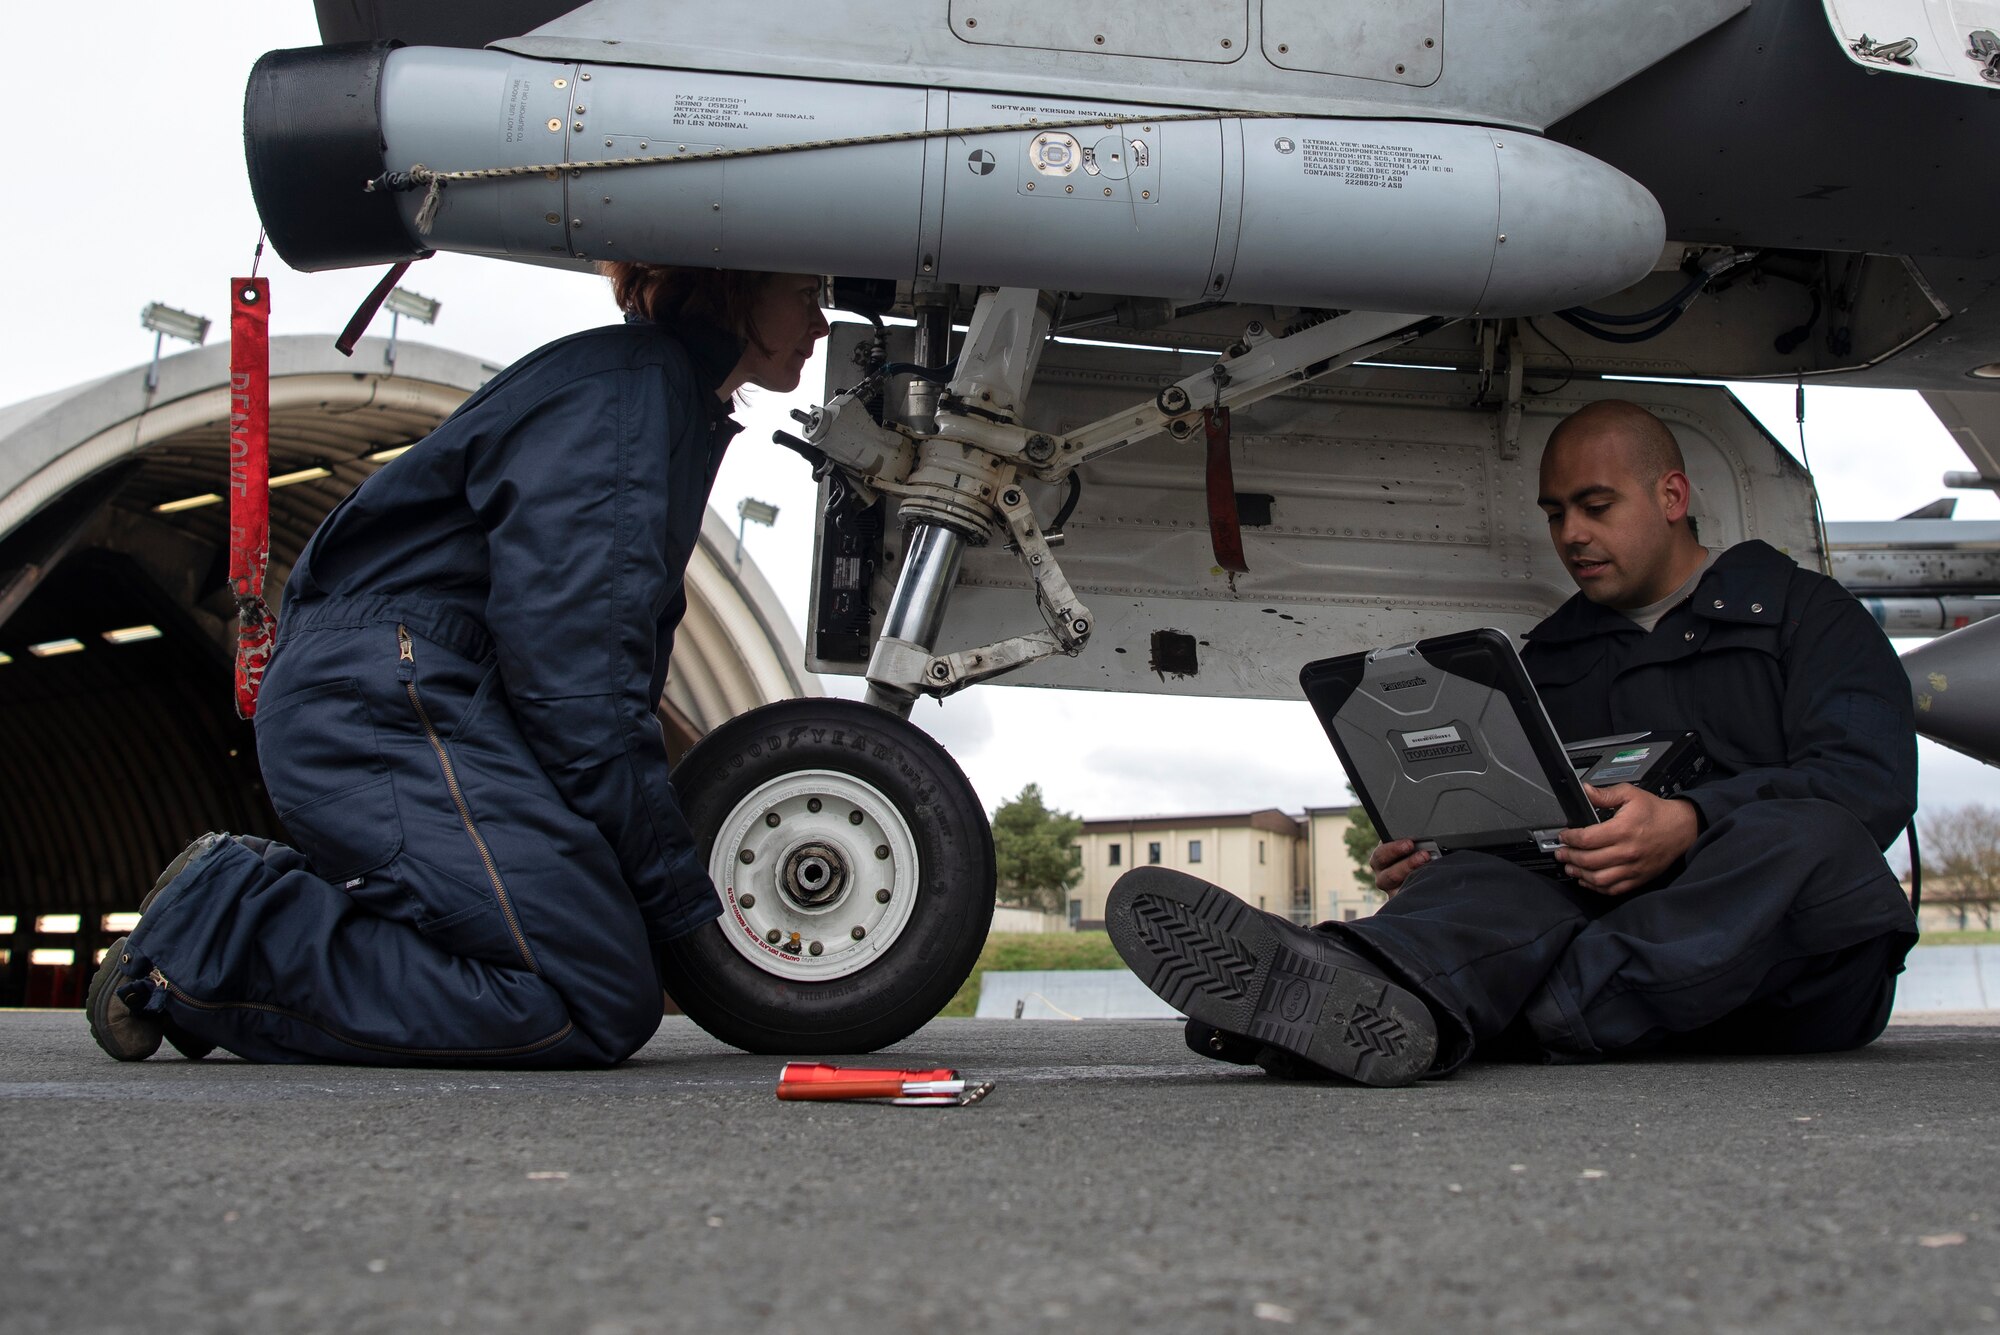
736,498,779,567
140,303,210,393
382,286,441,368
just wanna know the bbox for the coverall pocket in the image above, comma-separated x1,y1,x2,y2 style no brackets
279,778,405,883
257,678,406,881
397,851,531,966
445,663,504,744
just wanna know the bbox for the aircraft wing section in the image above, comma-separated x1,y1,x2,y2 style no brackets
1825,0,2000,85
493,0,1749,131
1922,390,2000,489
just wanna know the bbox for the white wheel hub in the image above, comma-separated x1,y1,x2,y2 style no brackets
708,768,922,980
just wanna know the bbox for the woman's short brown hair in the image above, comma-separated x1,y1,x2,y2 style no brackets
600,262,773,351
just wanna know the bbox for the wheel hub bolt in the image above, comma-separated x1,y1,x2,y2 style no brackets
739,893,756,910
875,844,890,860
766,929,782,944
765,812,781,827
739,849,755,864
876,888,891,903
809,941,824,956
851,926,867,940
807,798,823,813
849,810,864,825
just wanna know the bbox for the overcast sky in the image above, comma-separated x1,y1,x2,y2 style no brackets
5,5,1997,868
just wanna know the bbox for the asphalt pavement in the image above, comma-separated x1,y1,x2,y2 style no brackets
3,1012,1996,1335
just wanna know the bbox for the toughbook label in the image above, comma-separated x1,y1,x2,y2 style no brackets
1379,675,1428,692
1399,724,1473,762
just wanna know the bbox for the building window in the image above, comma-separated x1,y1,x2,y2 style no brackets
1070,844,1082,865
1258,839,1266,864
1068,898,1083,927
1344,909,1359,921
1188,839,1202,863
1109,843,1122,866
1147,841,1162,864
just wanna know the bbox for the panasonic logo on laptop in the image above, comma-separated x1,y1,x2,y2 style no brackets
1379,675,1428,692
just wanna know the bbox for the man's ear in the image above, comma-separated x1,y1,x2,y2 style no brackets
1660,469,1692,524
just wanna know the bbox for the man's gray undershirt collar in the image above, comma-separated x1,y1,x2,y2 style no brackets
1623,547,1717,632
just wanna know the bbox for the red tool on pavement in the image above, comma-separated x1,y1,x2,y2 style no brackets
775,1062,995,1106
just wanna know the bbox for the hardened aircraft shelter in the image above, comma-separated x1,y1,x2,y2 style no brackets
0,334,816,1005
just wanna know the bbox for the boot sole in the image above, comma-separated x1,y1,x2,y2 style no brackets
1107,868,1436,1088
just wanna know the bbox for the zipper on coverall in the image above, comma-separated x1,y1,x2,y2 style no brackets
397,624,542,974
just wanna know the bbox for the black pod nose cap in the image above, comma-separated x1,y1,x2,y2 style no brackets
244,41,428,273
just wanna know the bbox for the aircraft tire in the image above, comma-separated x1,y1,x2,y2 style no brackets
662,697,995,1054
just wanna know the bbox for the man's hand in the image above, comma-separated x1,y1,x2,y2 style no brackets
1369,838,1432,896
1556,785,1701,896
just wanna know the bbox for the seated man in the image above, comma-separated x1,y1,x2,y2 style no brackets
1108,399,1920,1086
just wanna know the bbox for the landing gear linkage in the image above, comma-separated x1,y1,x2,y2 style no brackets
793,288,1441,716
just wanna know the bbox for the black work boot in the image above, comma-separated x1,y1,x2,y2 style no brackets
1108,867,1438,1088
85,937,162,1061
140,832,227,914
86,834,228,1062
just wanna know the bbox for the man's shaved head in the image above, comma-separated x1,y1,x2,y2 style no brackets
1544,399,1686,485
1536,399,1706,608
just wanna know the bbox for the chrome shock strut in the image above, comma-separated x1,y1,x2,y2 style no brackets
862,523,969,717
860,288,1090,714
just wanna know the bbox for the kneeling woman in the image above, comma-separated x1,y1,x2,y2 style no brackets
88,265,829,1065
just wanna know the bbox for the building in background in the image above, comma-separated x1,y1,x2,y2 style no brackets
1069,810,1302,929
1067,805,1388,931
1302,805,1388,924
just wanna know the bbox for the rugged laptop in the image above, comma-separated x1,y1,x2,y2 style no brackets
1299,628,1708,874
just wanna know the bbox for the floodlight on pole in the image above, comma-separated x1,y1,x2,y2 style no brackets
383,285,440,368
140,302,210,392
736,497,779,566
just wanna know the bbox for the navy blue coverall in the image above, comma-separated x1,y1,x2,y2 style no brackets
1334,540,1922,1070
111,317,739,1065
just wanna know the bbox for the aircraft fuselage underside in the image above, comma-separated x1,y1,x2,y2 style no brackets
804,312,1825,705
